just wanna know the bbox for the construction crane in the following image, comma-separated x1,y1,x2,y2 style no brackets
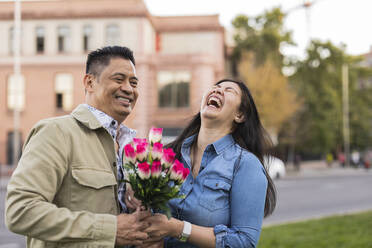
285,0,324,41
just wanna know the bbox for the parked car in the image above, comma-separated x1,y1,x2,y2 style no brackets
264,156,286,179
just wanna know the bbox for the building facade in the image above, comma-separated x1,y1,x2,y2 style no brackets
0,0,225,165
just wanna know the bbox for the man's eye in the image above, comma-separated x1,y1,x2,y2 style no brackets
131,81,138,86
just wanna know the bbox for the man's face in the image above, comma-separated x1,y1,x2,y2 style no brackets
85,58,139,123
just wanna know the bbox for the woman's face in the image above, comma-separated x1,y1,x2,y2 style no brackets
200,81,244,127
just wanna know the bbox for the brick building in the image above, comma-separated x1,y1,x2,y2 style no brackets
0,0,225,165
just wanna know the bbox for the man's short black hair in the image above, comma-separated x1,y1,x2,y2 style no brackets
86,46,135,77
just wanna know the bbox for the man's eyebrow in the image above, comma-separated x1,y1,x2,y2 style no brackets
110,73,138,81
110,72,125,78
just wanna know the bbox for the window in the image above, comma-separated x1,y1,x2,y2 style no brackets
9,26,23,55
157,71,190,108
83,25,93,52
57,26,71,53
106,24,120,45
35,26,45,53
7,74,25,111
9,27,14,54
7,131,22,166
55,73,73,111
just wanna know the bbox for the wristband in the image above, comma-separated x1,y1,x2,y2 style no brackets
179,221,192,242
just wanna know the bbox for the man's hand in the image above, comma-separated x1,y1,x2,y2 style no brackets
115,207,151,246
124,183,142,211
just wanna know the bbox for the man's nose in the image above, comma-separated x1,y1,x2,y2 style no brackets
120,80,133,94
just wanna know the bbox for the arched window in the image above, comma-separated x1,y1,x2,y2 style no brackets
157,71,190,108
106,24,120,46
57,26,71,53
83,25,93,52
55,73,74,111
35,26,45,53
7,74,25,111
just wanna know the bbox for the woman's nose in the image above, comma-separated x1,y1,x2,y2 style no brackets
213,87,223,95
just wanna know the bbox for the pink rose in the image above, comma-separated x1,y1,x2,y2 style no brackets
136,143,148,162
170,160,184,181
151,161,162,178
133,138,148,147
137,162,151,179
149,127,163,144
124,144,136,164
181,167,190,182
162,148,176,168
151,142,163,161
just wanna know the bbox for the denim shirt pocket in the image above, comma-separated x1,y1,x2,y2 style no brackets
199,178,231,211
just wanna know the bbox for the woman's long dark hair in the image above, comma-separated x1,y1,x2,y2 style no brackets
166,79,276,217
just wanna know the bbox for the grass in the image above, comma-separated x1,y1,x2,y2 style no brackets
259,211,372,248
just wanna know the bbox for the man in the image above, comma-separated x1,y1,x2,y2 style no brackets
5,46,150,247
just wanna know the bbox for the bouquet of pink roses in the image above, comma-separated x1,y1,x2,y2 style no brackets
122,127,190,218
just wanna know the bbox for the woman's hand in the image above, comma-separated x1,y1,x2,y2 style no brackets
124,183,142,211
137,239,164,248
143,214,183,242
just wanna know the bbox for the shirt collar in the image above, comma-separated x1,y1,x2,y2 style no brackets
82,104,136,140
181,133,235,155
212,134,235,155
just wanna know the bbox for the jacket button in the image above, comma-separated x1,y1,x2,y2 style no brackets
113,162,117,167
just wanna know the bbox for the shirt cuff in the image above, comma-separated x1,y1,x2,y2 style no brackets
214,224,228,248
93,214,117,247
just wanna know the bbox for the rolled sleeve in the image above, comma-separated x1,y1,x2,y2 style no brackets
213,153,268,248
214,224,228,247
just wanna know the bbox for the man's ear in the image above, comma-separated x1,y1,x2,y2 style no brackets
234,112,245,124
83,74,95,93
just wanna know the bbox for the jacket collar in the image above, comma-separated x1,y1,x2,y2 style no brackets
71,104,102,130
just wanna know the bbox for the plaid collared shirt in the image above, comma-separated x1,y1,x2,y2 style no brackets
83,104,136,212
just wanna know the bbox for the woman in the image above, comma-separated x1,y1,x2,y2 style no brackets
130,79,276,248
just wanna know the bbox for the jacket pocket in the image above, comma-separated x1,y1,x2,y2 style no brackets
70,167,118,213
72,168,117,189
199,178,231,211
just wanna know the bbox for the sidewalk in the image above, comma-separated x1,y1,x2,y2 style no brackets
285,160,372,178
0,177,10,190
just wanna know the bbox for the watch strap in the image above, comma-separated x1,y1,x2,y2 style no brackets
179,221,192,242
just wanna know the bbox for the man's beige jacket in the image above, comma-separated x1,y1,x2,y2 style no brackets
5,104,121,247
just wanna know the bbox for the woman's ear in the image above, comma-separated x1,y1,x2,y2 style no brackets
83,74,95,93
234,112,245,123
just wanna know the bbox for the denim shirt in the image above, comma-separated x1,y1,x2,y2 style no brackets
166,134,268,248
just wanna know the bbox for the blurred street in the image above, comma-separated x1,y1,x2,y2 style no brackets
1,162,371,247
0,189,25,248
264,163,372,226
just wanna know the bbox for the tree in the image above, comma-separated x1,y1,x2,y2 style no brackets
238,52,299,137
232,8,299,142
232,7,293,67
284,40,372,155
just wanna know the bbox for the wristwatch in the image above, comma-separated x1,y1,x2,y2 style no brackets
179,221,192,242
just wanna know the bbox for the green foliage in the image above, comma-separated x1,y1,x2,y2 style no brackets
259,211,372,248
232,7,294,66
286,41,372,154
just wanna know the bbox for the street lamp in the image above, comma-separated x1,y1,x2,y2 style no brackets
12,0,21,167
